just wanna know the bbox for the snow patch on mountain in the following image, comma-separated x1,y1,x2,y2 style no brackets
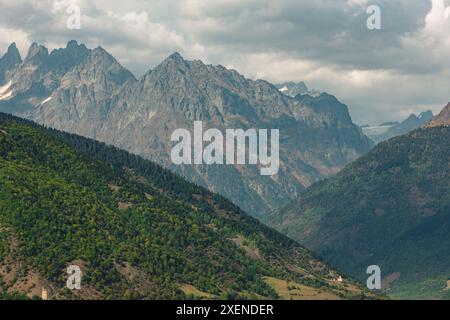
279,86,289,93
0,80,13,101
0,80,12,95
40,96,52,105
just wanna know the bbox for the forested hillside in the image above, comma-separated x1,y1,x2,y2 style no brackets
270,126,450,299
0,112,375,300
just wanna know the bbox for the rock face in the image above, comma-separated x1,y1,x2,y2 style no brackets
427,103,450,127
0,41,373,218
0,43,22,85
0,41,94,114
30,46,135,138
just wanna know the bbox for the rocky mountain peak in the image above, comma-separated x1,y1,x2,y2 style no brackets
155,52,191,73
66,39,81,49
427,103,450,127
91,46,114,60
82,47,136,84
4,43,22,64
48,40,90,73
0,43,22,84
168,51,184,61
296,92,350,116
277,81,309,97
24,42,49,65
419,110,433,120
401,111,433,127
140,52,200,97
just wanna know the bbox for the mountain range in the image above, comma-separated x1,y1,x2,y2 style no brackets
0,111,376,300
268,103,450,299
362,111,433,143
0,41,373,218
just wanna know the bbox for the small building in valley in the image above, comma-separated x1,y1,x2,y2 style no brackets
41,287,49,300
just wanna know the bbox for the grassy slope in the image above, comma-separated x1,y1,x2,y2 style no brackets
0,113,376,300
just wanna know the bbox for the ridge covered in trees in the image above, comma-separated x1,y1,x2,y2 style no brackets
270,126,450,299
0,112,376,300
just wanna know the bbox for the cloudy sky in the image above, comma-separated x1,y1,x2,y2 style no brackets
1,0,450,124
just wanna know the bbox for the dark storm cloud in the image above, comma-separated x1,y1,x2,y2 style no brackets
179,0,433,73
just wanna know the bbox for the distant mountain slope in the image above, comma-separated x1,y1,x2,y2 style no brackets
0,41,372,218
0,112,376,300
361,123,397,140
269,122,450,299
363,111,433,143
